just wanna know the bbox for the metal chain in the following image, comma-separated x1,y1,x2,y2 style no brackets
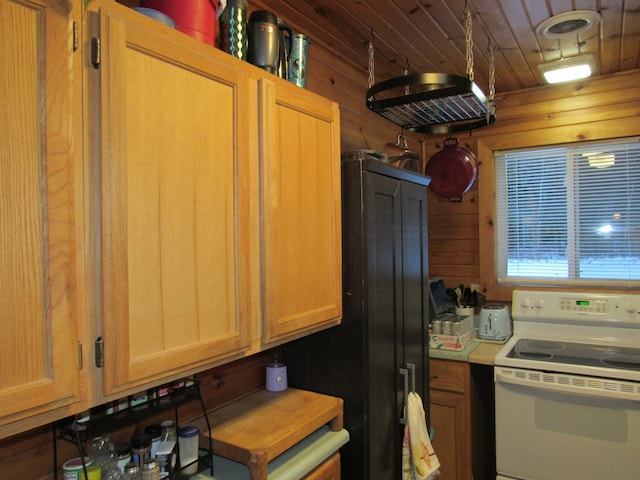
488,40,495,102
487,39,496,123
404,58,410,95
465,7,474,81
368,31,375,89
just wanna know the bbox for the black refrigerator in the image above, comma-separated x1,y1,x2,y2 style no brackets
283,151,431,480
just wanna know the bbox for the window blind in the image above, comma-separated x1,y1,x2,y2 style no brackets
495,137,640,286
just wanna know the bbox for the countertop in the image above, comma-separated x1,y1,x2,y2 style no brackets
429,337,507,365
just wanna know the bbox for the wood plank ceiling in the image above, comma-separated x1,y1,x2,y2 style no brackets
259,0,640,95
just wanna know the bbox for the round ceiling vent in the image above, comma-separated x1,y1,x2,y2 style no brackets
536,10,601,39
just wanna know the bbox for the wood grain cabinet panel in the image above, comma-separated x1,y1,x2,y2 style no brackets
88,3,253,395
0,0,83,437
429,358,472,480
260,79,342,346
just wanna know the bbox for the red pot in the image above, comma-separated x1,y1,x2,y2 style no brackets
424,137,478,199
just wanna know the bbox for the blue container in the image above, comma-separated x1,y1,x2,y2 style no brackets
288,33,310,88
133,7,176,29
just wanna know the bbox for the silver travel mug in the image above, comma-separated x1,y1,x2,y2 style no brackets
248,10,280,74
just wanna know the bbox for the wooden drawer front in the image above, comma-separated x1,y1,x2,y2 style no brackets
304,453,341,480
430,359,468,393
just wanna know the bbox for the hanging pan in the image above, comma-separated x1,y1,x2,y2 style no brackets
424,137,478,200
382,133,422,172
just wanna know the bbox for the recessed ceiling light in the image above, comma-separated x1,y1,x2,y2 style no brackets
536,10,601,39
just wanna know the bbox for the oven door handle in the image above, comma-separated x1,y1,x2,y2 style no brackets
495,367,640,402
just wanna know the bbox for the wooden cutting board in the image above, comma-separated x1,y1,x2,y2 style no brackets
202,388,343,480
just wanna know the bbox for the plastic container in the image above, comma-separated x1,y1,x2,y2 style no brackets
144,425,162,458
62,457,91,480
140,0,219,45
132,8,176,28
178,425,200,474
62,458,100,480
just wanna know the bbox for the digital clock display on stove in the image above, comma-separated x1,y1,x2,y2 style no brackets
576,300,590,306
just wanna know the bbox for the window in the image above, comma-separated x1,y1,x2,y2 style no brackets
495,137,640,286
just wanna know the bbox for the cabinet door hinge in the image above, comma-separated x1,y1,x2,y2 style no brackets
95,336,104,368
91,37,101,68
72,21,78,52
78,341,83,369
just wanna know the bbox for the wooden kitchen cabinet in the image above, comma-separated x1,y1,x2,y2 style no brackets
86,0,340,397
259,78,342,346
429,358,472,480
86,2,254,396
0,0,84,438
1,0,341,437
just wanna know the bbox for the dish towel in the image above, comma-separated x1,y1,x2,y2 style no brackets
402,392,440,480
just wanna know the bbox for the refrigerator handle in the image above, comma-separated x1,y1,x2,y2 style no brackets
399,363,416,425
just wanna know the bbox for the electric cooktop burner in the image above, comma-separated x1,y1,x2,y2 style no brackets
507,339,640,372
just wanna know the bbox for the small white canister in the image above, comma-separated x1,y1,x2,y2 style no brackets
178,425,200,475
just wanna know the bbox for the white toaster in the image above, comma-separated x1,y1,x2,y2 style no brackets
478,304,512,341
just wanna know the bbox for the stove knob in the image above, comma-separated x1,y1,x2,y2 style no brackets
534,298,544,309
520,298,532,309
625,303,637,314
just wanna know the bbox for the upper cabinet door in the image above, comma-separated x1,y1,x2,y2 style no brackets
259,79,342,345
0,0,82,431
89,4,253,395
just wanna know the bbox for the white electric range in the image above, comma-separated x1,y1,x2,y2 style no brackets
494,289,640,480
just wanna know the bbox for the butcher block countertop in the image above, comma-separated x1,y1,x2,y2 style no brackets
429,339,506,365
200,388,344,480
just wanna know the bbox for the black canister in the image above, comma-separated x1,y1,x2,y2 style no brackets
219,0,248,60
248,10,280,73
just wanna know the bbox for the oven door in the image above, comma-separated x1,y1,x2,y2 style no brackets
495,366,640,480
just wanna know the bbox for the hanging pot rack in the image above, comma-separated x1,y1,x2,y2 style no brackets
365,5,496,135
366,73,493,134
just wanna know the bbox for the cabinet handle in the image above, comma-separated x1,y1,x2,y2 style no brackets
399,363,416,425
95,337,104,368
429,375,439,382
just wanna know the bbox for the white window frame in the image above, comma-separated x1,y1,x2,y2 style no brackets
494,136,640,288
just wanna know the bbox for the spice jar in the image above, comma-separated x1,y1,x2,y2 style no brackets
115,443,131,473
131,434,152,465
160,420,176,441
122,462,141,480
141,458,161,480
144,425,162,458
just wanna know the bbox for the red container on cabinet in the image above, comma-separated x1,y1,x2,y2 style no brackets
141,0,219,46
